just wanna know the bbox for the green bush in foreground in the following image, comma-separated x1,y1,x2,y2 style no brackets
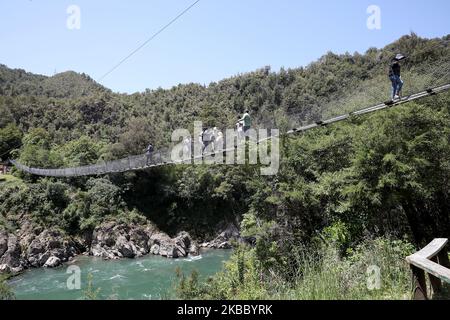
176,238,416,300
0,275,15,300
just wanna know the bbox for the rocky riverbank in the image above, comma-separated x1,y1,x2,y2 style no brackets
89,221,199,260
0,219,242,275
0,220,82,274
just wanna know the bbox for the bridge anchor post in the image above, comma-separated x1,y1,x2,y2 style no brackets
411,265,428,300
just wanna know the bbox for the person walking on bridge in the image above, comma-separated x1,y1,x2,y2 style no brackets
239,110,251,137
236,117,244,141
199,127,215,155
145,142,155,166
212,127,223,152
389,54,406,100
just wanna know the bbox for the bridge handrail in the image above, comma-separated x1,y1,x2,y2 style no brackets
406,238,450,300
10,83,450,177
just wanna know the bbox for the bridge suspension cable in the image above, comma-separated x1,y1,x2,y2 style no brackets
98,0,202,81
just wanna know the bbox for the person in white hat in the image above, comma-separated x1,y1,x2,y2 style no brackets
389,54,406,100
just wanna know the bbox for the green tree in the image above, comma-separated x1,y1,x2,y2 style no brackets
0,123,22,160
59,136,103,167
344,103,450,245
119,117,159,155
18,128,56,169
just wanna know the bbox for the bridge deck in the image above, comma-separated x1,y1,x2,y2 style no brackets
11,83,450,177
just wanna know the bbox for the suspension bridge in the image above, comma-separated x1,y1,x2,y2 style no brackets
9,83,450,178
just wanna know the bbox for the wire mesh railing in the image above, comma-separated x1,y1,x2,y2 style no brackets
321,59,450,119
11,82,450,178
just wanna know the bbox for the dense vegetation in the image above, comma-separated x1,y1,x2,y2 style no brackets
1,33,449,299
176,96,450,299
0,275,14,300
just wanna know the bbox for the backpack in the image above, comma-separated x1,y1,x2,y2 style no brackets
202,129,215,142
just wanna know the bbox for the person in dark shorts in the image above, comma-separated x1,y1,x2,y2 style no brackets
240,110,251,136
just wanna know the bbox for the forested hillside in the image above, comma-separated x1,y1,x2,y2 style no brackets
1,33,449,299
1,33,449,155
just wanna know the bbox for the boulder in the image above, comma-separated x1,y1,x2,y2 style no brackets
90,222,162,260
149,232,172,246
175,245,187,258
0,235,22,268
160,245,177,258
38,252,51,266
91,247,118,260
175,232,191,249
116,235,136,259
218,242,232,249
0,264,10,273
173,232,193,258
130,228,150,253
12,219,201,264
189,243,200,256
27,239,45,256
22,228,81,268
150,244,160,255
44,256,61,268
207,223,240,249
149,231,194,258
0,216,83,272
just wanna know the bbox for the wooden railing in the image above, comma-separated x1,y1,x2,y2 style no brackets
406,238,450,300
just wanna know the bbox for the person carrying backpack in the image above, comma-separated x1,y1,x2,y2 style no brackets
239,110,251,136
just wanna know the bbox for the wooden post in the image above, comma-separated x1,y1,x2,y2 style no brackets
429,256,442,296
407,239,449,300
411,265,428,300
437,245,450,291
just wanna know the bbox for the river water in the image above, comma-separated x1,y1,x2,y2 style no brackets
9,250,232,300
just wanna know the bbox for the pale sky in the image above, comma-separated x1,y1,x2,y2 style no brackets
1,0,449,93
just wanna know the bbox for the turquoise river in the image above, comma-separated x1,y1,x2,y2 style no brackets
8,249,232,300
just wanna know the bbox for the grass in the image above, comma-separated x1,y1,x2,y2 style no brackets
176,237,418,300
0,274,15,300
261,239,449,300
0,174,23,186
272,239,414,300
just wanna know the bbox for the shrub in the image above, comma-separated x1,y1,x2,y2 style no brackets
176,237,416,300
0,275,15,300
